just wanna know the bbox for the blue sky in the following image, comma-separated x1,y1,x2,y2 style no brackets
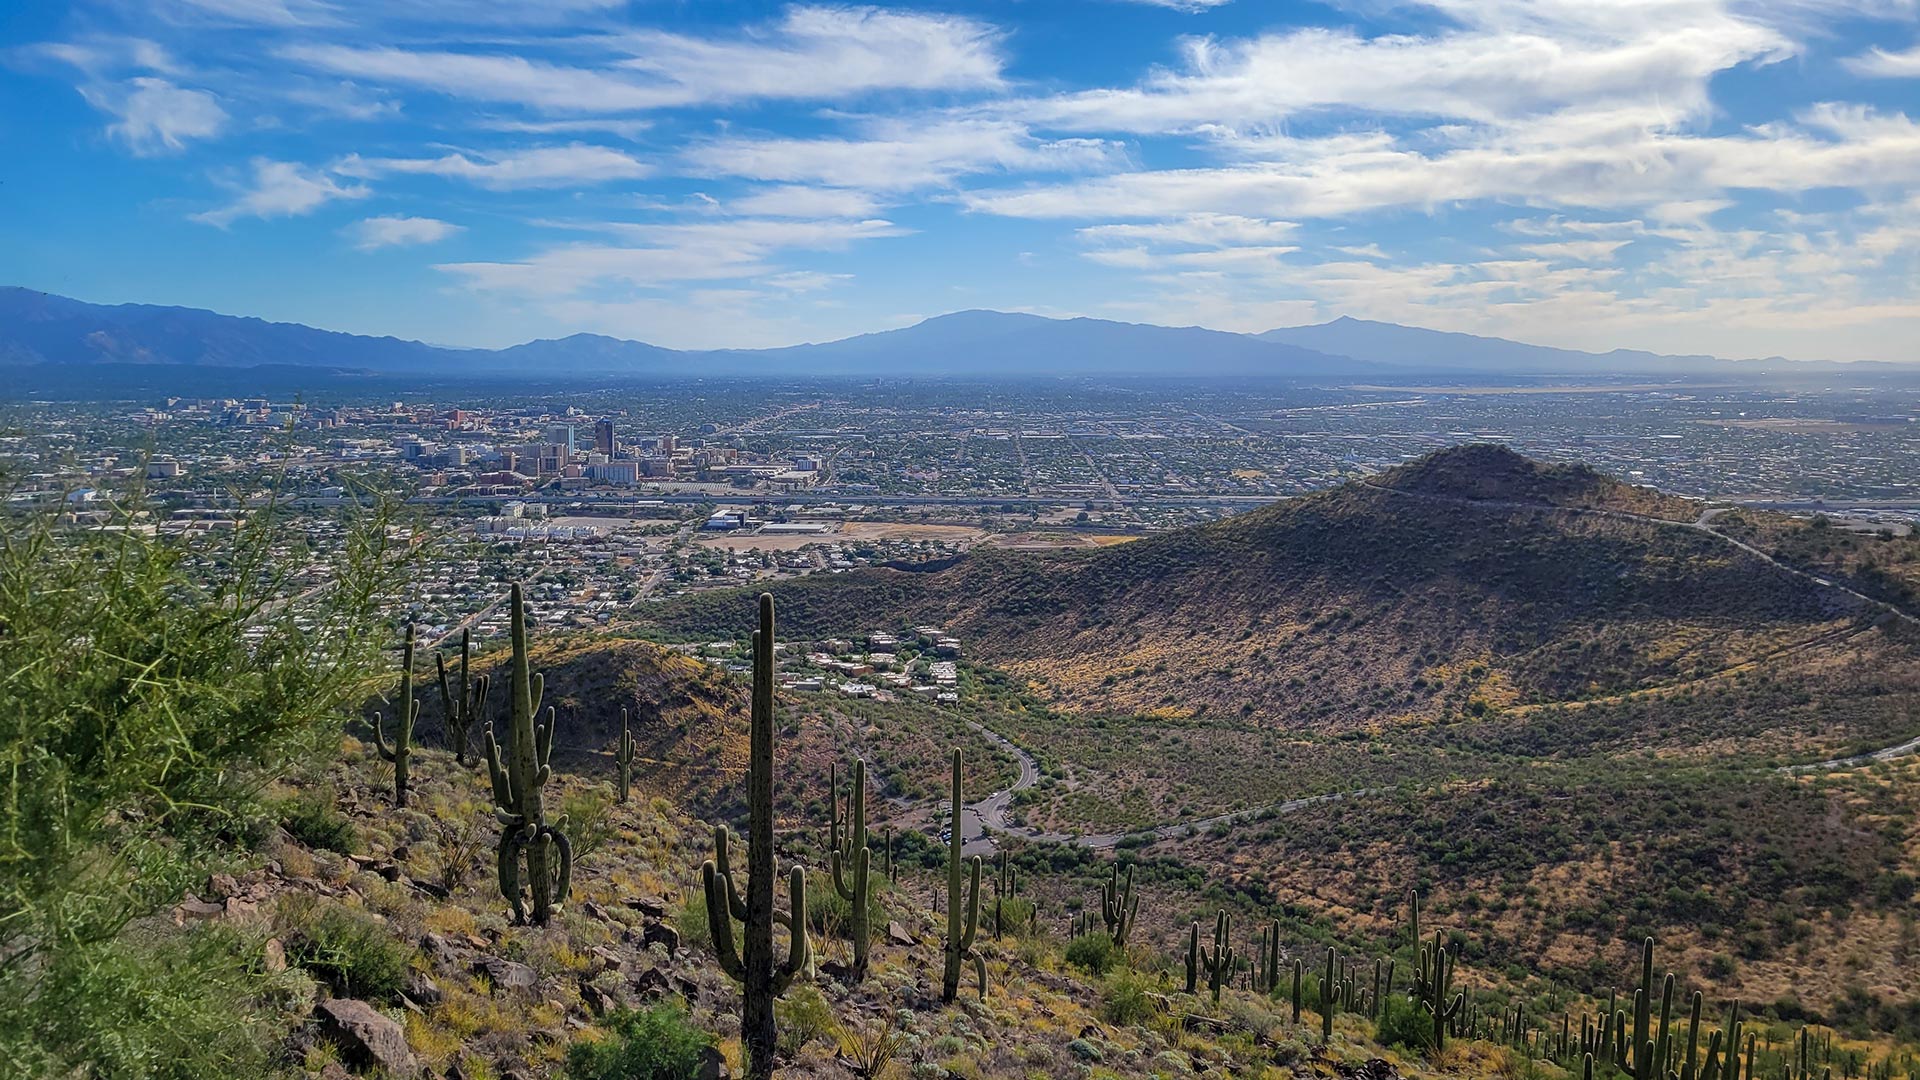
3,0,1919,360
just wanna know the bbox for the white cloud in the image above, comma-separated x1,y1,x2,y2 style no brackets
280,5,1004,114
1844,44,1920,77
476,117,652,139
157,0,338,27
193,159,369,226
78,76,227,154
348,215,463,250
438,216,906,295
963,104,1920,221
1020,2,1789,135
338,144,650,189
729,186,884,218
1115,0,1235,10
614,6,1005,100
686,118,1120,191
1079,214,1297,247
1518,239,1632,262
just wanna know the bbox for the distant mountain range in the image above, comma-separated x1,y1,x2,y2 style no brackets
0,285,1900,381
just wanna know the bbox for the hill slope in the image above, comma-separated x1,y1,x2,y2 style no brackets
646,445,1912,750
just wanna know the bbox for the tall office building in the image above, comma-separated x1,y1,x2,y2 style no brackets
544,424,576,455
593,418,615,455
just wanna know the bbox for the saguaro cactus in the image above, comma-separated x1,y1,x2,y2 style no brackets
1101,863,1138,946
1185,922,1201,993
1415,929,1465,1052
1293,957,1305,1023
992,849,1020,939
1321,947,1346,1044
372,622,422,807
829,758,874,980
435,627,489,766
1199,910,1234,1004
703,594,810,1080
614,707,636,804
484,585,572,926
940,748,986,1002
1258,918,1281,996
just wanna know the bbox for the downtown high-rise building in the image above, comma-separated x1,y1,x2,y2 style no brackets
593,418,615,455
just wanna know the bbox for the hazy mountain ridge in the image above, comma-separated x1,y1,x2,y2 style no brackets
7,285,1890,378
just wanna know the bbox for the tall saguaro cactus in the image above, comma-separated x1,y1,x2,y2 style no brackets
484,585,572,926
1101,864,1138,947
1199,910,1234,1004
1416,929,1464,1052
614,707,636,804
372,622,422,807
829,758,874,980
1185,921,1201,994
703,593,810,1080
435,627,489,766
1258,918,1281,995
1321,947,1346,1044
940,748,985,1002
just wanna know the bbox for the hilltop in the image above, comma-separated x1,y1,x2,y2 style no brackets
644,445,1909,742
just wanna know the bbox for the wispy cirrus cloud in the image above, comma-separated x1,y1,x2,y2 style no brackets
337,144,651,189
347,215,463,250
79,77,227,154
278,5,1004,114
193,159,368,226
1844,44,1920,76
685,118,1121,191
437,215,907,295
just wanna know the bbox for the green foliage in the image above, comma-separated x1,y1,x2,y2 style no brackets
1102,968,1159,1026
562,785,618,865
276,785,358,854
1066,932,1121,976
0,490,401,1070
0,923,299,1080
775,984,836,1057
287,903,412,1001
565,1003,715,1080
1378,994,1434,1051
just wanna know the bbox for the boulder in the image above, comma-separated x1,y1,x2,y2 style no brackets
405,971,443,1006
316,998,417,1077
641,921,680,956
472,955,538,993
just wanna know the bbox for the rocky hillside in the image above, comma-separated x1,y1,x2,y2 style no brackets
644,445,1906,744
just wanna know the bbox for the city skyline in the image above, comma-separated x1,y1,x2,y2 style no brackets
5,1,1920,362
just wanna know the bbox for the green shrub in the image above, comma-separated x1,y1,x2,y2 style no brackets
0,924,296,1080
566,1003,714,1080
674,894,715,953
1376,994,1433,1051
561,786,617,865
1065,932,1120,976
1101,968,1158,1026
776,984,836,1057
278,786,358,855
288,905,411,1001
994,897,1035,936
